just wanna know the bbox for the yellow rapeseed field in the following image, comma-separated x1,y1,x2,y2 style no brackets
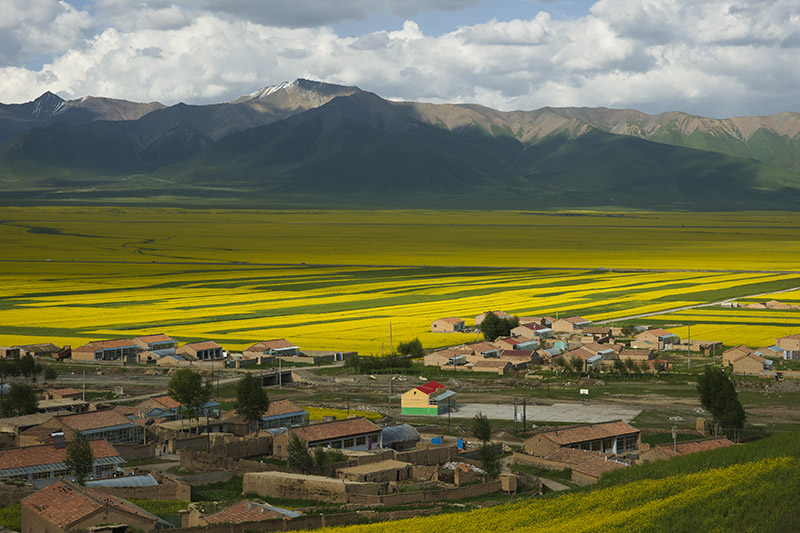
1,207,799,352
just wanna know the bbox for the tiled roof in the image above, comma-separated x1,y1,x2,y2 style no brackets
582,327,611,334
22,480,158,529
204,500,296,524
563,316,590,324
653,438,735,458
0,439,120,470
500,350,534,358
74,339,136,352
572,457,627,478
57,410,135,431
248,339,298,351
151,395,181,409
182,341,221,351
416,381,446,395
291,417,380,443
435,317,464,324
779,334,800,340
134,334,174,343
536,421,639,446
465,342,500,354
264,400,306,418
620,349,653,356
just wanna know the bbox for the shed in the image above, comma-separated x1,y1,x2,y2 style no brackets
379,424,420,450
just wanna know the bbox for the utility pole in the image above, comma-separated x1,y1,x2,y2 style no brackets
687,325,691,370
514,398,518,432
279,355,282,388
523,398,527,433
390,323,393,355
672,425,678,457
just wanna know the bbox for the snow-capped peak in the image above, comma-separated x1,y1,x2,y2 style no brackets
232,80,297,103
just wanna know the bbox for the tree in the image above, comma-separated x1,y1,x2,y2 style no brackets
569,355,585,374
44,366,59,381
1,383,38,417
479,312,520,341
19,355,39,383
234,373,269,434
472,412,492,443
287,433,313,473
397,338,424,358
167,368,212,421
65,433,94,485
472,412,500,479
621,324,638,337
612,358,627,375
697,367,746,440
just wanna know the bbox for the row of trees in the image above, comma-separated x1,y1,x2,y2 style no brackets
286,433,347,472
551,355,665,376
697,367,746,441
0,355,46,384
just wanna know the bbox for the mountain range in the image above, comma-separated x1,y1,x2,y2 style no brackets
2,79,800,210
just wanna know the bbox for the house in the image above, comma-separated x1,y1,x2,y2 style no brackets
44,388,83,401
243,339,300,359
132,334,177,355
136,395,220,420
522,420,640,457
581,326,613,343
512,323,554,339
14,343,63,357
184,499,299,528
638,437,734,464
71,339,139,362
551,316,592,332
732,353,773,375
224,400,308,435
0,347,21,358
176,340,223,361
0,438,124,487
424,348,461,367
21,479,172,532
634,328,680,350
776,334,800,359
518,316,555,327
42,410,144,444
500,349,540,367
273,417,382,457
400,381,456,416
564,346,603,371
475,311,512,326
431,317,466,333
472,359,514,375
495,337,537,351
722,345,753,367
460,342,501,360
618,349,655,362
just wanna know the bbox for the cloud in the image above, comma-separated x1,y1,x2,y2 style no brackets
1,0,799,118
0,0,95,65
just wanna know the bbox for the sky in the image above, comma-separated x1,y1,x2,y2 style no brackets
1,0,799,118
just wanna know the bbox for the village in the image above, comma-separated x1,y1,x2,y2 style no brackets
0,309,798,532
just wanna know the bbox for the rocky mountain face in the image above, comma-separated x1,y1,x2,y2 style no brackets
1,80,799,209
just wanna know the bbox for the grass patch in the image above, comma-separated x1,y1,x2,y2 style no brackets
191,476,243,502
0,504,20,531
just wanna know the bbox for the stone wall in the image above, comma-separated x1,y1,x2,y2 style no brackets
243,472,386,504
114,442,156,461
93,480,191,501
171,507,442,533
394,444,458,465
349,480,503,506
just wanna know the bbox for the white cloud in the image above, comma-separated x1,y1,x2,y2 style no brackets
0,0,799,118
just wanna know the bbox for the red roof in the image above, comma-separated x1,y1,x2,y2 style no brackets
204,500,288,524
291,417,380,444
21,480,158,529
74,339,136,353
57,410,134,431
0,440,120,470
416,381,446,395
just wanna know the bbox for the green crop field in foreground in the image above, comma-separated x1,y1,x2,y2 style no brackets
1,207,799,353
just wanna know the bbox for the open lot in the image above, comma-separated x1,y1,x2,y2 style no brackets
451,402,642,423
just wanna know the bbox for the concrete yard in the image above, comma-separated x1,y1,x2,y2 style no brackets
450,402,641,424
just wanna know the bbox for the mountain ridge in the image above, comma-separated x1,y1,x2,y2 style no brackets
1,79,800,210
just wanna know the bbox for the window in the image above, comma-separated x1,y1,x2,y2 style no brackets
33,471,52,480
356,436,366,446
344,438,354,448
332,440,342,448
